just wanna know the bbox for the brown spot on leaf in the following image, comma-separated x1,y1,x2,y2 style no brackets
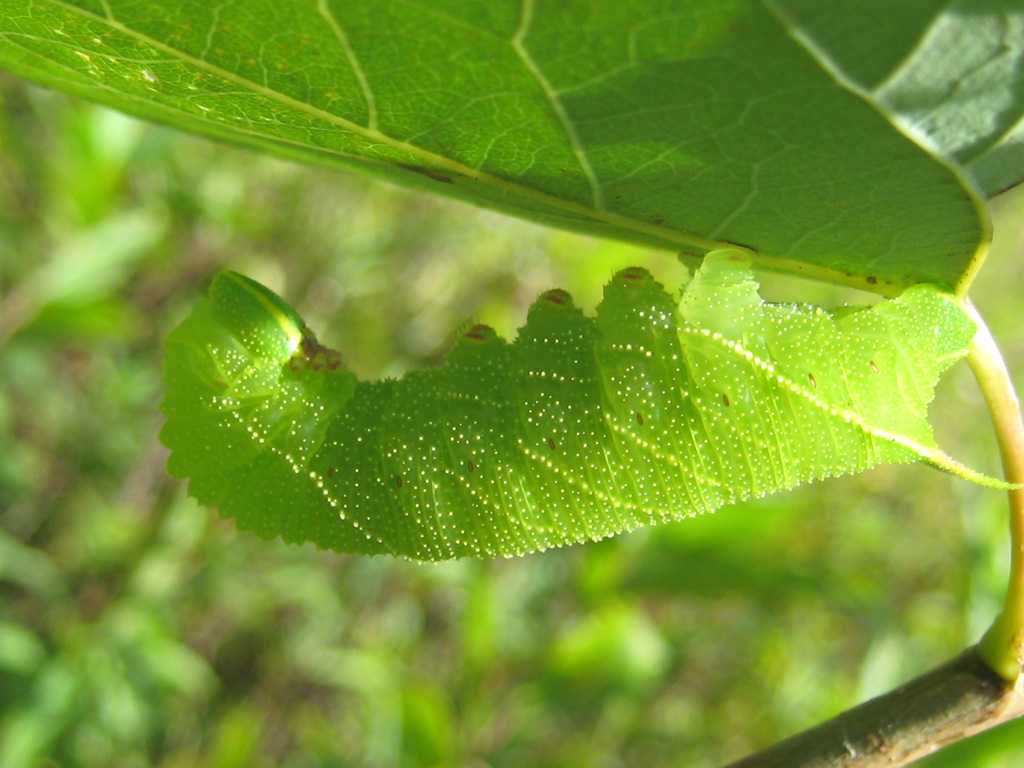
396,163,454,184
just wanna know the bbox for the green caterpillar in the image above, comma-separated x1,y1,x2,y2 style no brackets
160,249,1000,561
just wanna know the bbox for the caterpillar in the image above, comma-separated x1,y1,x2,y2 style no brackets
160,249,1001,561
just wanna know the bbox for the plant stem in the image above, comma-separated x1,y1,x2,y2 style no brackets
966,300,1024,682
722,646,1023,768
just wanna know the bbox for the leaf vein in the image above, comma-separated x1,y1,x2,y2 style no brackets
316,0,378,131
511,0,605,211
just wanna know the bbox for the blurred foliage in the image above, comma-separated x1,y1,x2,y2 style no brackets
1,73,1023,768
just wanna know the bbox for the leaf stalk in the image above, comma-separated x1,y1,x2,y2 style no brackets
968,300,1024,682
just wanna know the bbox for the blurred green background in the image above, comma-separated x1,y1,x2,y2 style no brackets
2,72,1024,768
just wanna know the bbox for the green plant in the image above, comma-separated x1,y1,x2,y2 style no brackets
2,1,1024,765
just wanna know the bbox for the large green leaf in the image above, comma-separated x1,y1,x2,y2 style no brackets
0,0,990,290
775,0,1024,198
